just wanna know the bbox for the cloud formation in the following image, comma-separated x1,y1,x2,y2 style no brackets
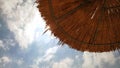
0,39,15,50
0,56,12,68
0,0,120,68
30,46,60,68
82,51,119,68
52,57,74,68
16,59,24,65
0,40,4,49
0,56,11,64
0,0,46,49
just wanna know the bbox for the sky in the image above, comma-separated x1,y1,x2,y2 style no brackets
0,0,120,68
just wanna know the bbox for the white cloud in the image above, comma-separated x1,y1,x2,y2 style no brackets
0,40,9,50
82,52,95,68
0,39,16,50
30,64,39,68
16,59,24,65
0,56,11,63
0,0,46,49
0,56,11,67
82,52,116,68
44,46,59,61
39,46,59,62
4,39,16,47
0,40,4,48
31,46,60,68
52,58,74,68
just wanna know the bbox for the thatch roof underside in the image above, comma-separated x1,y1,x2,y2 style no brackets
37,0,120,52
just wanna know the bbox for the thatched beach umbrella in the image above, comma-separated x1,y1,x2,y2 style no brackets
37,0,120,52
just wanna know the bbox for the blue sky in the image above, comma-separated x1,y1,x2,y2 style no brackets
0,0,120,68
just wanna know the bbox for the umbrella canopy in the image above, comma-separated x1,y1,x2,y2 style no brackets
37,0,120,52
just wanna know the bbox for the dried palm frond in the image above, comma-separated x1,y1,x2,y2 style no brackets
37,0,120,52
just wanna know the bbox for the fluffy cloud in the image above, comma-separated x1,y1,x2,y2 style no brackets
52,58,74,68
0,0,46,49
43,46,60,61
82,51,117,68
0,40,8,50
82,52,95,68
0,56,12,68
0,40,4,48
30,46,60,68
0,37,16,50
0,56,11,64
16,59,24,65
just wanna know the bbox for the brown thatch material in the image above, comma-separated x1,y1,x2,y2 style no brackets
37,0,120,52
